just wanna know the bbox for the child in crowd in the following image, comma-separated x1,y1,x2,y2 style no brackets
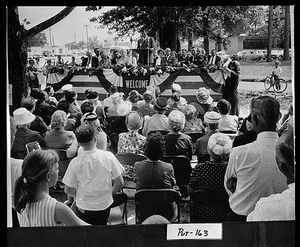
14,149,88,226
63,124,124,225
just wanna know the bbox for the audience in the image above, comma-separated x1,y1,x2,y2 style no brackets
65,91,82,122
14,149,89,226
181,104,205,133
233,114,257,147
247,129,294,221
11,108,45,159
142,97,169,136
195,111,221,163
136,90,156,117
188,133,233,222
33,90,56,126
167,83,187,109
134,132,177,221
57,100,78,132
163,110,193,160
195,87,213,114
44,110,75,150
217,99,239,133
21,96,49,137
117,111,146,154
127,90,143,111
224,96,288,222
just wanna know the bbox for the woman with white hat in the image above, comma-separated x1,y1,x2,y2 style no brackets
195,111,221,163
188,133,233,222
117,111,146,154
11,108,45,159
164,109,193,160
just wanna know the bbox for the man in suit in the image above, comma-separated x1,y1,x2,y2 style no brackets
81,51,92,68
137,30,156,66
207,49,221,72
92,48,101,68
178,49,191,67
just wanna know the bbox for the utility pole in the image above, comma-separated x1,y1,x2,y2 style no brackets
84,24,89,49
49,27,52,47
74,33,76,43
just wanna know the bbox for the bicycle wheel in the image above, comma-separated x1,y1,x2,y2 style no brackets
264,76,272,90
273,79,287,93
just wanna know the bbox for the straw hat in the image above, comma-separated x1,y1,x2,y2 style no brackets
61,84,73,91
203,111,221,124
13,107,36,125
117,101,132,116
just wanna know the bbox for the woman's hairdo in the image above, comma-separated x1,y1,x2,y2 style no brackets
144,132,166,160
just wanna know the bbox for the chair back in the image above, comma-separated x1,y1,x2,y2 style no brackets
109,133,120,154
190,102,205,116
184,132,204,143
147,130,170,136
190,190,230,223
135,189,180,224
108,192,128,225
115,153,147,188
115,153,147,167
162,155,192,189
54,149,71,178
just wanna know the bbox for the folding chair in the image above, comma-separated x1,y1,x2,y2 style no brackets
147,130,170,136
54,149,72,179
162,155,192,197
190,190,230,223
184,132,204,143
134,189,180,224
115,153,147,189
108,192,128,225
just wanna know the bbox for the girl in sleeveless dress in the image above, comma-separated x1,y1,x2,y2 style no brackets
14,149,89,227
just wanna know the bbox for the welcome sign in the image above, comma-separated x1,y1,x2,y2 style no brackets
122,73,150,96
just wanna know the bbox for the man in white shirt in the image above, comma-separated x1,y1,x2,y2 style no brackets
247,130,294,221
224,96,288,221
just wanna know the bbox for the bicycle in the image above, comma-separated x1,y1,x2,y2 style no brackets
264,75,287,93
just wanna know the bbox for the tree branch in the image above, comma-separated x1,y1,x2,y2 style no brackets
25,6,76,39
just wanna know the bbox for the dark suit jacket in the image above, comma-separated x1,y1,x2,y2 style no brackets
92,56,100,68
207,55,221,65
81,57,91,67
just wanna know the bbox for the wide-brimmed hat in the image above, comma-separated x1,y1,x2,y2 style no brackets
207,133,232,155
75,124,96,143
204,111,221,124
171,83,181,93
196,87,213,104
126,112,143,130
13,107,36,125
117,101,132,116
154,97,168,111
61,84,73,91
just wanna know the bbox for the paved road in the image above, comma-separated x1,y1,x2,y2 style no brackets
239,80,293,94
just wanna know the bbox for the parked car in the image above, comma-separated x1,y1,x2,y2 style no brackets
217,50,231,60
236,50,266,61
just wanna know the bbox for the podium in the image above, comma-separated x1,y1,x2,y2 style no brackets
132,48,149,66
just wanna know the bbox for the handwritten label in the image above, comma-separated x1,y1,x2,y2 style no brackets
167,223,222,240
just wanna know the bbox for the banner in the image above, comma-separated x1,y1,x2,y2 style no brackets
122,73,151,96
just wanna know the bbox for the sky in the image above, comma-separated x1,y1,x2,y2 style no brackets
18,6,125,46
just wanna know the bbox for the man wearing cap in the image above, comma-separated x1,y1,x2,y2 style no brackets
63,124,124,225
117,111,146,154
11,108,45,159
224,96,288,221
195,111,221,163
59,84,79,108
142,97,169,136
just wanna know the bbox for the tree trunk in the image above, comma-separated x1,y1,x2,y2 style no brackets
202,7,210,55
283,6,290,60
8,6,76,114
267,5,273,62
8,6,29,114
188,31,193,51
159,21,180,52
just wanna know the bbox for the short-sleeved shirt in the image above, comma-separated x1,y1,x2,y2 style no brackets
63,148,125,210
247,183,295,221
218,114,239,132
117,131,146,154
224,131,288,216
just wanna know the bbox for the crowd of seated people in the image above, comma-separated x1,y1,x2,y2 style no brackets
9,74,294,227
